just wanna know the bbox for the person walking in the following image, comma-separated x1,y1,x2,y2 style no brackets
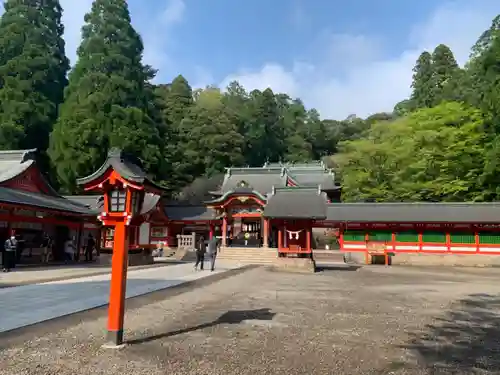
3,232,18,272
85,233,96,262
207,236,220,272
194,236,206,271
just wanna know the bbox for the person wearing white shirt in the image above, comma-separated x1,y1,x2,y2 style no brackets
64,237,76,262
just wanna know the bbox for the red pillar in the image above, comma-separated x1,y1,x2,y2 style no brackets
263,218,269,247
306,225,311,252
106,221,129,346
222,216,227,246
209,223,214,240
278,226,282,250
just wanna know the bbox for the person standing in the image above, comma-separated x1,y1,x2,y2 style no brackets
207,236,220,272
64,237,76,263
3,232,18,272
85,233,96,262
194,236,206,271
41,233,52,263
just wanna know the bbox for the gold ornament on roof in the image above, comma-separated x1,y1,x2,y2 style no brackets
238,196,249,202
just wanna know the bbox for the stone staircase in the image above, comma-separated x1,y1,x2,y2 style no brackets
312,250,345,264
218,247,278,265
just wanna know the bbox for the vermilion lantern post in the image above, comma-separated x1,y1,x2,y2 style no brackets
77,148,164,347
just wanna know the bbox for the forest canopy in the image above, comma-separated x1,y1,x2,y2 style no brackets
0,0,499,202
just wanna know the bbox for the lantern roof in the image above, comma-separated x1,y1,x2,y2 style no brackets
77,148,166,193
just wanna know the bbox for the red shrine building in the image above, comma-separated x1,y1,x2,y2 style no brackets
4,147,500,267
0,149,99,263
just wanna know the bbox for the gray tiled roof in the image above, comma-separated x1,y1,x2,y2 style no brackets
164,205,217,221
0,149,60,196
0,149,37,183
287,171,337,190
66,193,161,215
77,148,165,192
326,203,500,223
65,195,103,211
263,187,328,219
219,168,286,195
0,187,95,215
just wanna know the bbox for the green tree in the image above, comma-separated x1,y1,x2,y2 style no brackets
464,15,500,109
178,88,244,178
409,51,434,109
0,0,69,152
337,103,487,202
245,88,286,166
49,0,162,192
430,44,460,105
162,75,193,127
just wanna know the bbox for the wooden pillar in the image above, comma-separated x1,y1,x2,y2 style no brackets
278,226,282,250
306,225,311,252
263,218,269,248
222,216,227,247
106,221,129,347
475,231,480,252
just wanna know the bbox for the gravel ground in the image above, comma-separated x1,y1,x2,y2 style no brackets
1,265,500,375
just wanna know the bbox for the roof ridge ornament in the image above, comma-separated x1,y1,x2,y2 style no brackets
318,184,322,195
272,185,276,195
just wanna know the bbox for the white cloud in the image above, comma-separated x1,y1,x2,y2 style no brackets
220,0,500,119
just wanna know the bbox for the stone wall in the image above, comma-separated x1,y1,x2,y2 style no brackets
271,257,316,273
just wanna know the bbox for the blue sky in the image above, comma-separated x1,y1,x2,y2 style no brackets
2,0,500,119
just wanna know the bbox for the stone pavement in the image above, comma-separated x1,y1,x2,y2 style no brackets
0,261,241,334
0,264,159,287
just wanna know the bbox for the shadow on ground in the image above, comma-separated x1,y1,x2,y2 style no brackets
401,293,500,373
315,265,362,272
126,308,276,345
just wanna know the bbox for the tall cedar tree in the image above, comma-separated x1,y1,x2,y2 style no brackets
430,44,459,106
409,51,434,109
0,0,69,151
49,0,163,192
158,75,194,189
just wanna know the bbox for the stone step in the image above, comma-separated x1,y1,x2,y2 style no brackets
313,251,345,262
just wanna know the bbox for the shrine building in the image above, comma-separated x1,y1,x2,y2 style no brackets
4,147,500,267
0,149,99,263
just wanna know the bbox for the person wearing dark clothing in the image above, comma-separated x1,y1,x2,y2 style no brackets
3,235,18,272
85,233,96,262
194,236,206,271
41,233,52,263
207,236,220,271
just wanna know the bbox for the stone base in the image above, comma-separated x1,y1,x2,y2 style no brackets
391,253,500,267
97,252,154,266
271,258,316,273
343,252,500,267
